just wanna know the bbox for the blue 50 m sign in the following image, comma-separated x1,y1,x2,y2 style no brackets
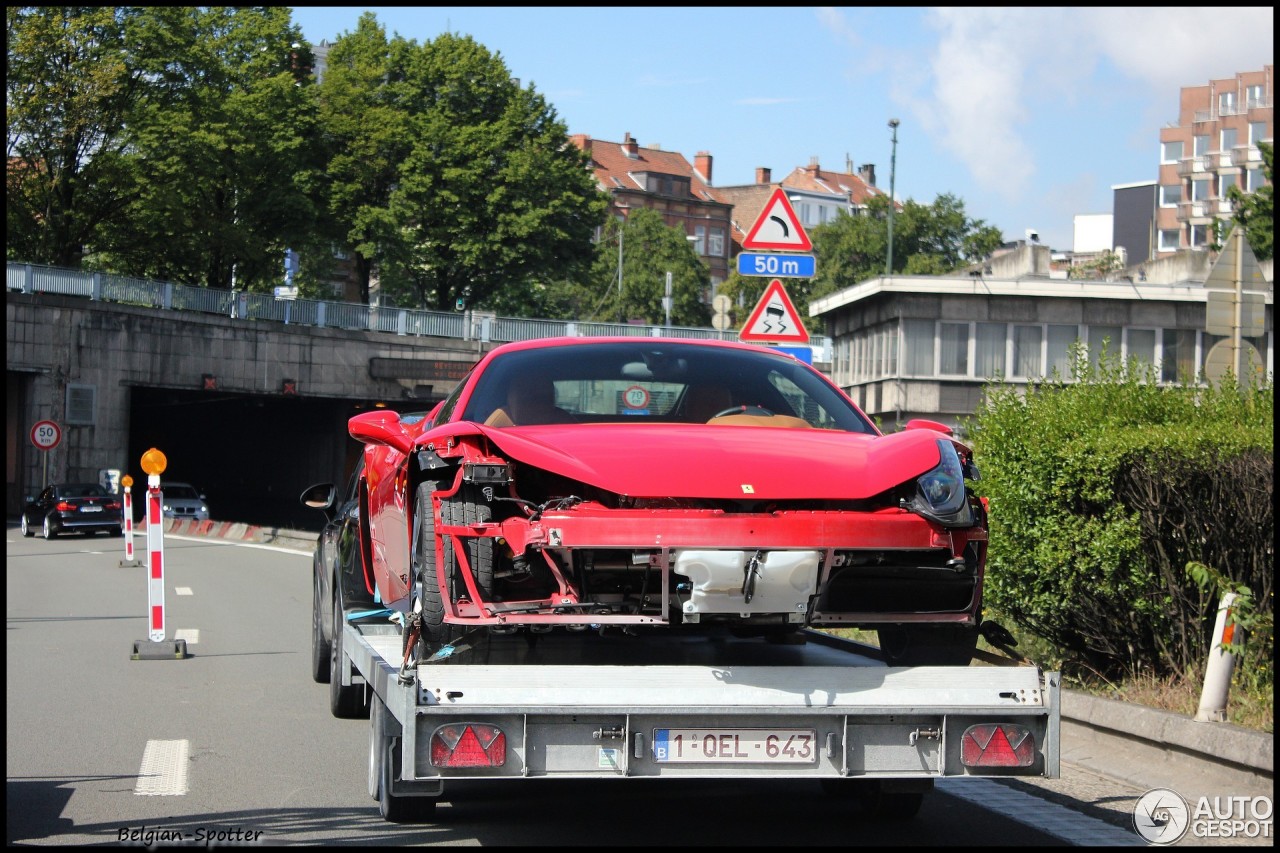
736,253,816,278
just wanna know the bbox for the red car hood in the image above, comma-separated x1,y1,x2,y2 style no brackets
471,423,944,501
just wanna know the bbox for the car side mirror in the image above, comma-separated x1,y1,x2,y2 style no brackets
299,482,337,514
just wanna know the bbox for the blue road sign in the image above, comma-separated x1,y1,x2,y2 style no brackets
737,253,816,278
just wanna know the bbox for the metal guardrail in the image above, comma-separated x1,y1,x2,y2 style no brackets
7,260,832,360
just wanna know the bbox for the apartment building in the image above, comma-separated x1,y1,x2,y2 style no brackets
1155,65,1273,257
570,133,732,289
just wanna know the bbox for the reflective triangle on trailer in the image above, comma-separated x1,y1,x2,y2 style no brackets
739,279,810,343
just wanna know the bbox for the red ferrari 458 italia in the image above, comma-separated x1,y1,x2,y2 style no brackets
346,337,988,667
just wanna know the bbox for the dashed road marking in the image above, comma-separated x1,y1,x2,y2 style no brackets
134,739,189,796
174,628,199,644
175,586,193,595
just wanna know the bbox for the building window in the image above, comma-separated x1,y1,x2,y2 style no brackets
1159,184,1181,207
1219,91,1237,116
1246,84,1264,108
1246,167,1266,192
1188,224,1210,248
1126,328,1157,373
1189,178,1210,202
1161,141,1183,163
1193,134,1210,156
1047,325,1081,378
903,319,935,376
1161,329,1197,383
1218,173,1238,196
693,225,706,256
975,323,1006,379
939,323,969,376
708,227,725,257
1012,325,1043,378
1221,126,1238,151
1249,121,1267,146
1157,229,1181,252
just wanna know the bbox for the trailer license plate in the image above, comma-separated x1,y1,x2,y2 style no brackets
653,729,816,763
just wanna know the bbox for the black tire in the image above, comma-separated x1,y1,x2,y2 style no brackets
42,515,56,540
410,480,494,657
312,564,332,684
330,582,370,719
20,515,33,537
370,695,437,822
820,779,926,821
109,526,123,537
877,624,979,667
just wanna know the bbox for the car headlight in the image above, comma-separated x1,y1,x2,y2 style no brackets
904,440,973,527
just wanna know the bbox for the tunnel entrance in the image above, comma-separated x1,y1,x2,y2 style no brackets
127,386,437,531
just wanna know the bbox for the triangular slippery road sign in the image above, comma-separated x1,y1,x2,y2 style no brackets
741,187,812,251
739,279,810,343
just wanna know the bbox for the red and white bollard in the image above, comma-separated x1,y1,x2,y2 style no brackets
146,474,166,642
121,483,137,566
131,447,185,660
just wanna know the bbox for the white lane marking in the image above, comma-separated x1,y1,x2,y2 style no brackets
163,533,312,556
174,628,199,644
938,777,1144,846
134,739,189,796
175,587,193,595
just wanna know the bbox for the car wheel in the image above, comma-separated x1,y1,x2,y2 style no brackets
42,516,56,540
21,514,33,537
409,480,494,659
876,624,979,666
330,582,370,719
370,693,437,822
312,563,332,684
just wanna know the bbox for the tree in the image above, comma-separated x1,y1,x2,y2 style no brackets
1228,140,1273,261
372,32,607,312
96,7,319,290
581,209,710,327
7,7,137,267
313,12,413,304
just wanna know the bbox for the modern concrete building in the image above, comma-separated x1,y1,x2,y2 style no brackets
1156,65,1273,257
810,245,1273,434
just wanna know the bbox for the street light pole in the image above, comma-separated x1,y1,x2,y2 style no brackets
617,225,624,322
886,118,899,276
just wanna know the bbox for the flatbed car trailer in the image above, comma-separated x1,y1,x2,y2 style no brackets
335,615,1060,823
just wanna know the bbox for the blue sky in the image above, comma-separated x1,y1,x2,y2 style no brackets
290,7,1273,253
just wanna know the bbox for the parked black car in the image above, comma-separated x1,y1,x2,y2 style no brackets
21,483,124,539
299,455,378,720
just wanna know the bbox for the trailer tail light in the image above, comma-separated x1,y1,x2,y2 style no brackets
960,723,1035,767
430,723,506,768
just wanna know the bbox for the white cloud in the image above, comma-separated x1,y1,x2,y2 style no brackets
906,7,1272,201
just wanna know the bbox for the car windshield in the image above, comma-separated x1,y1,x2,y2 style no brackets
458,341,877,434
164,485,200,499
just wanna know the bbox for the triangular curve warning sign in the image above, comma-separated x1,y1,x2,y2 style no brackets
739,279,810,343
741,187,812,251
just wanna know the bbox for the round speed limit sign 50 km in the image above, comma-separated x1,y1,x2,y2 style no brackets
30,420,62,451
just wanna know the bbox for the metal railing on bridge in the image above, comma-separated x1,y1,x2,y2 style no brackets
7,261,831,361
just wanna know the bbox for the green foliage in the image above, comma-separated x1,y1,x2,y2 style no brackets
967,346,1273,678
1227,140,1273,261
371,32,607,312
580,208,711,326
1067,250,1125,280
